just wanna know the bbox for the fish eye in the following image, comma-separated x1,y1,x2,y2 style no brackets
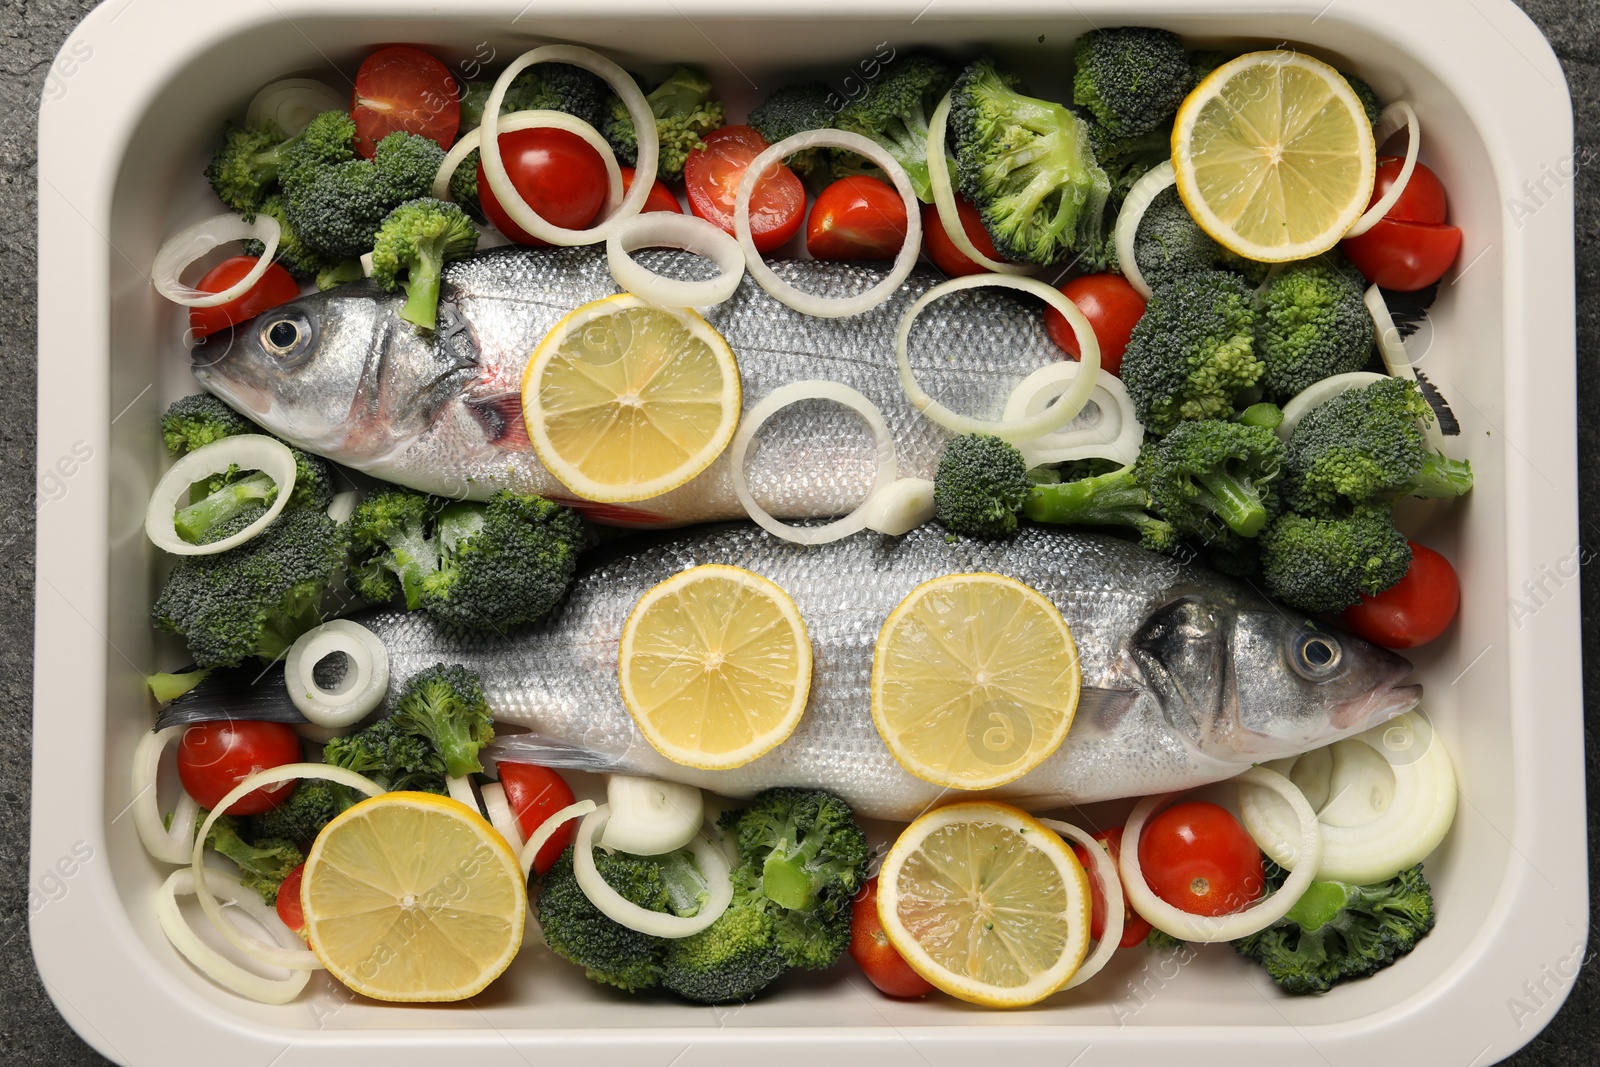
259,312,313,362
1290,630,1342,680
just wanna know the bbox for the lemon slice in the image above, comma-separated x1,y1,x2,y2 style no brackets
1172,50,1376,262
871,573,1080,790
877,801,1091,1007
523,293,742,503
619,564,813,770
301,792,525,1002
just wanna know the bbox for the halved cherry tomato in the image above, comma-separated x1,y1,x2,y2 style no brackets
498,762,578,875
806,175,909,261
1070,827,1154,948
1340,540,1460,649
1044,273,1146,377
176,720,302,815
1137,801,1264,918
683,125,806,254
920,197,1002,277
850,876,934,998
276,863,306,936
1341,158,1461,291
351,45,461,157
621,166,684,214
479,128,610,246
187,257,300,340
1369,156,1448,224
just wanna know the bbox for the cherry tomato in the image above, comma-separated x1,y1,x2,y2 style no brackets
1340,158,1461,291
1070,827,1154,948
498,762,578,875
187,257,300,340
479,128,610,246
850,877,935,998
1137,801,1264,918
176,720,302,815
276,863,306,936
351,45,461,157
1369,156,1448,225
1340,540,1461,649
806,175,909,261
683,125,806,254
1044,273,1147,377
920,197,1003,277
621,166,684,214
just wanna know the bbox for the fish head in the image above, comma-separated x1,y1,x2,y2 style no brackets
1132,592,1421,762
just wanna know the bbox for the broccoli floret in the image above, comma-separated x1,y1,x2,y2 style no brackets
1132,186,1224,288
537,845,671,992
240,193,330,279
1233,863,1435,995
384,663,494,779
1120,269,1265,434
476,63,611,131
1022,463,1179,552
1259,506,1412,613
370,198,479,331
247,779,339,844
344,486,441,607
932,434,1030,539
274,109,362,193
605,66,725,181
202,813,304,905
174,446,335,544
316,258,366,290
949,58,1111,267
152,508,347,668
205,124,291,219
419,491,585,633
1088,120,1175,214
661,888,786,1004
1138,420,1285,539
832,55,957,203
1344,74,1383,128
748,82,838,186
1257,256,1376,401
146,668,211,704
162,394,256,457
1072,27,1192,140
322,715,448,794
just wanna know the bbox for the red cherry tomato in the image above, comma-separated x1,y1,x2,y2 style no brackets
1369,157,1448,225
351,45,461,157
850,877,935,998
1340,158,1461,291
276,862,306,936
621,166,683,214
176,720,302,815
683,125,806,254
806,176,909,261
498,762,578,875
1137,801,1264,918
1044,273,1147,377
920,197,1003,277
187,257,300,340
478,128,610,246
1340,540,1461,649
1070,827,1154,948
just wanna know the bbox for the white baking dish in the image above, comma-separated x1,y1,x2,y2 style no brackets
32,1,1582,1063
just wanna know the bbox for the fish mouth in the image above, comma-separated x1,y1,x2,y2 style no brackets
1330,665,1423,733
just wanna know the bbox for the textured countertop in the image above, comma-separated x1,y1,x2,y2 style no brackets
2,1,1594,1063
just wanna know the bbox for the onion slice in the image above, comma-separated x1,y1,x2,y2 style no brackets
132,725,198,865
898,275,1101,441
1038,819,1124,991
145,435,297,556
153,213,282,308
1113,161,1177,299
245,78,344,136
926,91,1032,276
1119,767,1322,943
735,130,921,318
1006,362,1145,468
446,774,483,815
729,380,898,546
607,211,744,307
520,799,597,878
1345,102,1421,238
284,620,389,728
572,805,732,937
1276,371,1389,442
859,478,936,536
478,47,654,244
480,782,527,855
602,776,704,856
432,109,623,213
156,867,311,1004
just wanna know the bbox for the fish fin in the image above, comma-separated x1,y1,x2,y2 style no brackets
154,663,308,730
466,391,533,452
1066,686,1144,742
487,735,625,773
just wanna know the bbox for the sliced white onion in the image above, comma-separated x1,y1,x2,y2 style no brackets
153,213,282,308
359,251,374,277
447,774,484,815
431,109,624,215
479,47,654,244
735,130,921,318
191,763,384,971
156,867,311,1004
859,478,936,536
1007,363,1145,468
1276,371,1389,442
572,805,732,937
1344,102,1421,238
283,620,388,728
926,91,1032,276
729,380,897,545
327,489,361,524
146,435,297,556
245,78,345,136
897,275,1101,442
481,782,527,856
132,726,198,865
520,799,597,878
602,776,704,856
607,211,744,307
1119,766,1322,943
1038,819,1124,991
1112,161,1176,299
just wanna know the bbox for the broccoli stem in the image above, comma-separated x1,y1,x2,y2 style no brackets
762,831,827,912
1404,452,1474,499
1284,881,1356,932
398,244,447,331
1022,466,1149,526
173,471,278,543
256,587,327,662
657,849,711,917
1195,468,1269,537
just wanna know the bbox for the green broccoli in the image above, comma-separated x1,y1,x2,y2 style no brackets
205,123,292,219
1259,506,1412,613
446,148,484,223
1138,420,1285,539
1072,27,1193,140
370,198,479,331
949,58,1111,266
661,883,786,1004
1132,186,1225,288
240,193,330,280
1256,256,1376,401
832,55,958,203
247,779,339,844
537,846,672,992
162,394,256,457
145,668,212,704
932,434,1030,539
1236,402,1285,431
344,486,441,607
384,663,495,779
152,507,347,668
322,715,448,795
1088,120,1175,214
1344,73,1383,128
1120,269,1265,434
316,258,367,290
1233,863,1435,995
747,81,838,185
459,63,611,133
202,813,304,905
605,66,725,182
1022,462,1180,552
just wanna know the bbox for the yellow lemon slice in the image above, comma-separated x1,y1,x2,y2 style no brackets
1172,50,1376,262
301,791,525,1002
877,801,1092,1007
871,573,1080,790
523,293,742,503
619,564,813,770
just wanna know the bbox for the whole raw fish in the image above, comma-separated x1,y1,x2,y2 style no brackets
191,246,1090,526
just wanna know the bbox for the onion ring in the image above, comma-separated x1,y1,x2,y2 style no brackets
283,620,388,728
607,211,744,307
132,725,198,865
245,78,344,136
1038,819,1125,990
571,805,732,937
446,774,483,815
520,799,597,878
1345,102,1421,238
480,782,527,855
153,213,282,308
432,109,623,212
145,435,297,556
1112,161,1177,299
156,867,311,1004
1005,362,1145,468
926,91,1032,276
